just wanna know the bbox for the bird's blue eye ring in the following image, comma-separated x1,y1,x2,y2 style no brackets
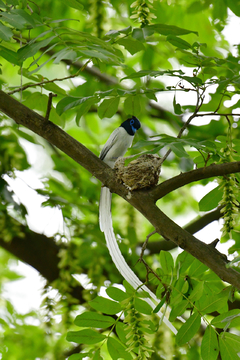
130,119,135,125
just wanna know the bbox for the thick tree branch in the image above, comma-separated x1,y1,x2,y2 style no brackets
184,206,223,234
0,90,118,187
143,206,223,254
1,90,240,289
0,226,85,302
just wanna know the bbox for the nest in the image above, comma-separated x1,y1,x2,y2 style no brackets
114,154,161,190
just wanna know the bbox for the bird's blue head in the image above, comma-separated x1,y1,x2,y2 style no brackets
120,116,141,136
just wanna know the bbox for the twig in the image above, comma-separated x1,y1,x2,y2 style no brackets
208,238,219,249
159,87,205,165
140,230,157,260
45,93,57,121
194,112,240,117
138,257,168,291
213,89,227,113
7,60,91,95
7,74,78,95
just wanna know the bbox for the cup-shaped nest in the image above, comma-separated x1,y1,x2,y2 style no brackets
114,154,161,190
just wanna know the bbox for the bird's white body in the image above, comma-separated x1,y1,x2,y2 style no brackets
99,127,134,168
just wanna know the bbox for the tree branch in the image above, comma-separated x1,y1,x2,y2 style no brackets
1,90,240,289
0,226,85,302
142,206,223,254
150,163,240,201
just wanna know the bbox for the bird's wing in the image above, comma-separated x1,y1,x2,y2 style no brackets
99,129,119,161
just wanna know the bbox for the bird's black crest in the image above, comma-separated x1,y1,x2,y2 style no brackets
120,116,141,135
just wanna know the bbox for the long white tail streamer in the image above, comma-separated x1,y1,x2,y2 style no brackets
100,186,177,335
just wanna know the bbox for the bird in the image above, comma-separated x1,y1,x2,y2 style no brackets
99,116,141,167
99,116,178,334
99,116,141,232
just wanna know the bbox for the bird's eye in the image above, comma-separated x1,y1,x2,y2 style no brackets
130,119,134,125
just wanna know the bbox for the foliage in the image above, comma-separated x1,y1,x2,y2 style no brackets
1,0,240,359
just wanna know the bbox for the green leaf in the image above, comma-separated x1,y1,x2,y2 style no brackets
0,1,7,8
153,295,166,314
169,142,189,158
116,322,128,344
18,36,56,61
222,333,240,353
107,337,132,360
89,296,122,315
188,259,208,277
0,22,13,41
105,26,132,39
69,353,90,360
56,96,97,115
106,287,128,302
201,326,219,360
211,309,240,329
53,48,77,64
27,44,58,74
0,11,27,29
134,297,152,315
176,251,195,274
189,281,204,302
78,45,123,63
176,312,201,346
117,38,145,55
146,23,198,36
0,45,19,65
65,0,84,10
226,0,240,17
173,94,183,114
98,97,120,119
124,95,142,117
43,82,67,96
123,280,135,295
203,67,218,76
121,69,181,81
199,185,223,211
181,75,202,85
169,300,188,322
198,291,228,315
119,26,132,35
219,333,240,360
93,349,103,360
75,99,96,126
187,1,210,13
121,70,157,81
132,27,145,41
159,250,174,274
167,35,192,50
74,312,115,328
67,329,106,345
13,9,36,28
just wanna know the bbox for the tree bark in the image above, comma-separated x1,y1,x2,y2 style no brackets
0,226,85,302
